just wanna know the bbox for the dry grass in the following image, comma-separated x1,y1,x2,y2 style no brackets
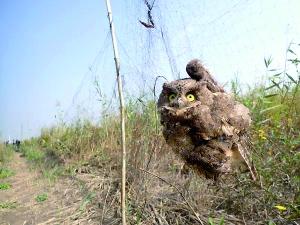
21,91,299,224
19,50,300,224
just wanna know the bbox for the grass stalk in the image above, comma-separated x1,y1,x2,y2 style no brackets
105,1,127,224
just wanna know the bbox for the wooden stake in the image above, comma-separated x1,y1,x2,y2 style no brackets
104,1,127,224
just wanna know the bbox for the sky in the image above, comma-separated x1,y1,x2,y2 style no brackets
0,0,300,140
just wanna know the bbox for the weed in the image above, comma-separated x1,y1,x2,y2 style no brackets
0,182,11,190
35,193,48,202
208,216,225,225
19,143,66,182
0,201,17,209
268,220,276,225
80,192,96,212
41,165,64,182
0,144,14,163
21,146,45,163
0,168,14,179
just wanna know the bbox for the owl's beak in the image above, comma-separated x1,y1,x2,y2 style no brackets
177,98,185,108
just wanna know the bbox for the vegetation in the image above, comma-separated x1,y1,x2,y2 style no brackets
13,46,300,224
0,167,14,179
0,144,15,180
0,183,11,190
208,216,225,225
0,201,18,209
19,143,65,182
80,192,96,212
0,144,13,165
35,193,48,203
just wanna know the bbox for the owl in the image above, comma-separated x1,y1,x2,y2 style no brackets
157,59,256,180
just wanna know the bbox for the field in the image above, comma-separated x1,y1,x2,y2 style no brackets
1,52,300,225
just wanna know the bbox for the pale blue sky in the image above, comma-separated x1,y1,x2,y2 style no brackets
1,0,300,140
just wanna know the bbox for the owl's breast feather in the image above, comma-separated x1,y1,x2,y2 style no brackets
162,123,194,154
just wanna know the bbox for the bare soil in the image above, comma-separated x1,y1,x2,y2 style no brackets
0,153,98,225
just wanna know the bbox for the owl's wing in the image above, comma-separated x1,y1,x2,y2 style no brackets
212,93,257,180
212,93,251,136
228,103,251,132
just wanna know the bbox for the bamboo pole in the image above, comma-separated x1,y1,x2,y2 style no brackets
104,1,127,224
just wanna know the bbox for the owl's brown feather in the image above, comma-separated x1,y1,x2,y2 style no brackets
158,59,256,180
186,59,224,92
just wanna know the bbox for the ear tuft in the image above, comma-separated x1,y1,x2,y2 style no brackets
186,59,207,81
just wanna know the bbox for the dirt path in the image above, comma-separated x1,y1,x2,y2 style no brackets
0,153,98,225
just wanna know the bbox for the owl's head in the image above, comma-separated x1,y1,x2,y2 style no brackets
157,79,203,109
157,78,216,126
157,59,223,123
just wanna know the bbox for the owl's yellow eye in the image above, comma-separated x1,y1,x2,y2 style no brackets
186,93,195,102
168,93,176,101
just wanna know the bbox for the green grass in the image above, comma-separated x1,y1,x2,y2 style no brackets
0,144,14,164
19,143,66,182
0,182,11,190
0,167,15,179
41,165,64,182
21,145,45,163
0,201,17,209
80,192,96,212
35,193,48,202
208,216,224,225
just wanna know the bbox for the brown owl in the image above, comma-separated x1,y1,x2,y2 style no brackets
157,59,256,180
